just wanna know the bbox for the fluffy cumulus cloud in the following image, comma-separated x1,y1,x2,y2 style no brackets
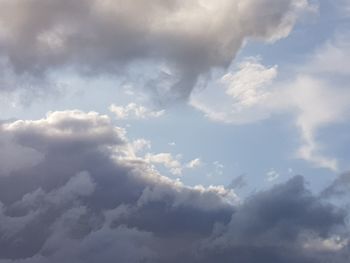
0,110,349,262
0,0,311,100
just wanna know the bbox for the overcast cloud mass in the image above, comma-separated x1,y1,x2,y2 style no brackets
0,0,350,262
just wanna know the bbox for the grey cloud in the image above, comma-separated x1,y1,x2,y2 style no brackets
227,174,247,190
0,111,348,263
321,172,350,199
210,176,345,244
0,0,310,101
0,133,43,176
195,176,349,263
0,111,233,261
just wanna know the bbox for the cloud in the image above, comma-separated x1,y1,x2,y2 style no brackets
227,175,247,190
0,0,311,101
186,158,202,169
0,133,43,176
222,58,277,108
144,153,202,177
130,138,152,154
290,76,346,171
321,172,350,199
211,161,225,177
191,57,279,124
266,168,280,182
197,176,349,263
0,110,348,262
303,235,348,252
333,0,350,18
0,110,236,262
191,35,350,171
109,103,165,120
145,152,183,176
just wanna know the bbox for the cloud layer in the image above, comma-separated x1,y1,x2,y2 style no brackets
0,110,348,263
0,0,310,100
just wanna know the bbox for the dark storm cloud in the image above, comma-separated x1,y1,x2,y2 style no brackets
0,110,348,263
0,0,310,100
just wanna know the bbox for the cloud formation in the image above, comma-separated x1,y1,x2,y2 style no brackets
191,57,279,124
191,35,350,171
0,110,348,263
0,0,311,100
109,103,165,120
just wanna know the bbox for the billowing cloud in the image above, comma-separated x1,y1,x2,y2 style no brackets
0,110,235,262
197,176,349,263
0,110,348,262
0,0,311,100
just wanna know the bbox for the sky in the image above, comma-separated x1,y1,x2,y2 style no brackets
0,0,350,262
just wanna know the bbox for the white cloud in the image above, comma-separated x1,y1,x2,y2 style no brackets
130,139,151,153
191,35,350,171
289,75,348,171
109,103,165,120
3,110,126,150
309,35,350,75
303,235,349,252
207,161,225,178
287,35,350,170
266,168,280,182
145,153,183,176
186,158,202,169
144,154,203,176
222,58,277,108
191,58,279,124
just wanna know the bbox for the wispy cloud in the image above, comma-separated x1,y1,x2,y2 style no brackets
109,103,165,120
192,35,350,171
